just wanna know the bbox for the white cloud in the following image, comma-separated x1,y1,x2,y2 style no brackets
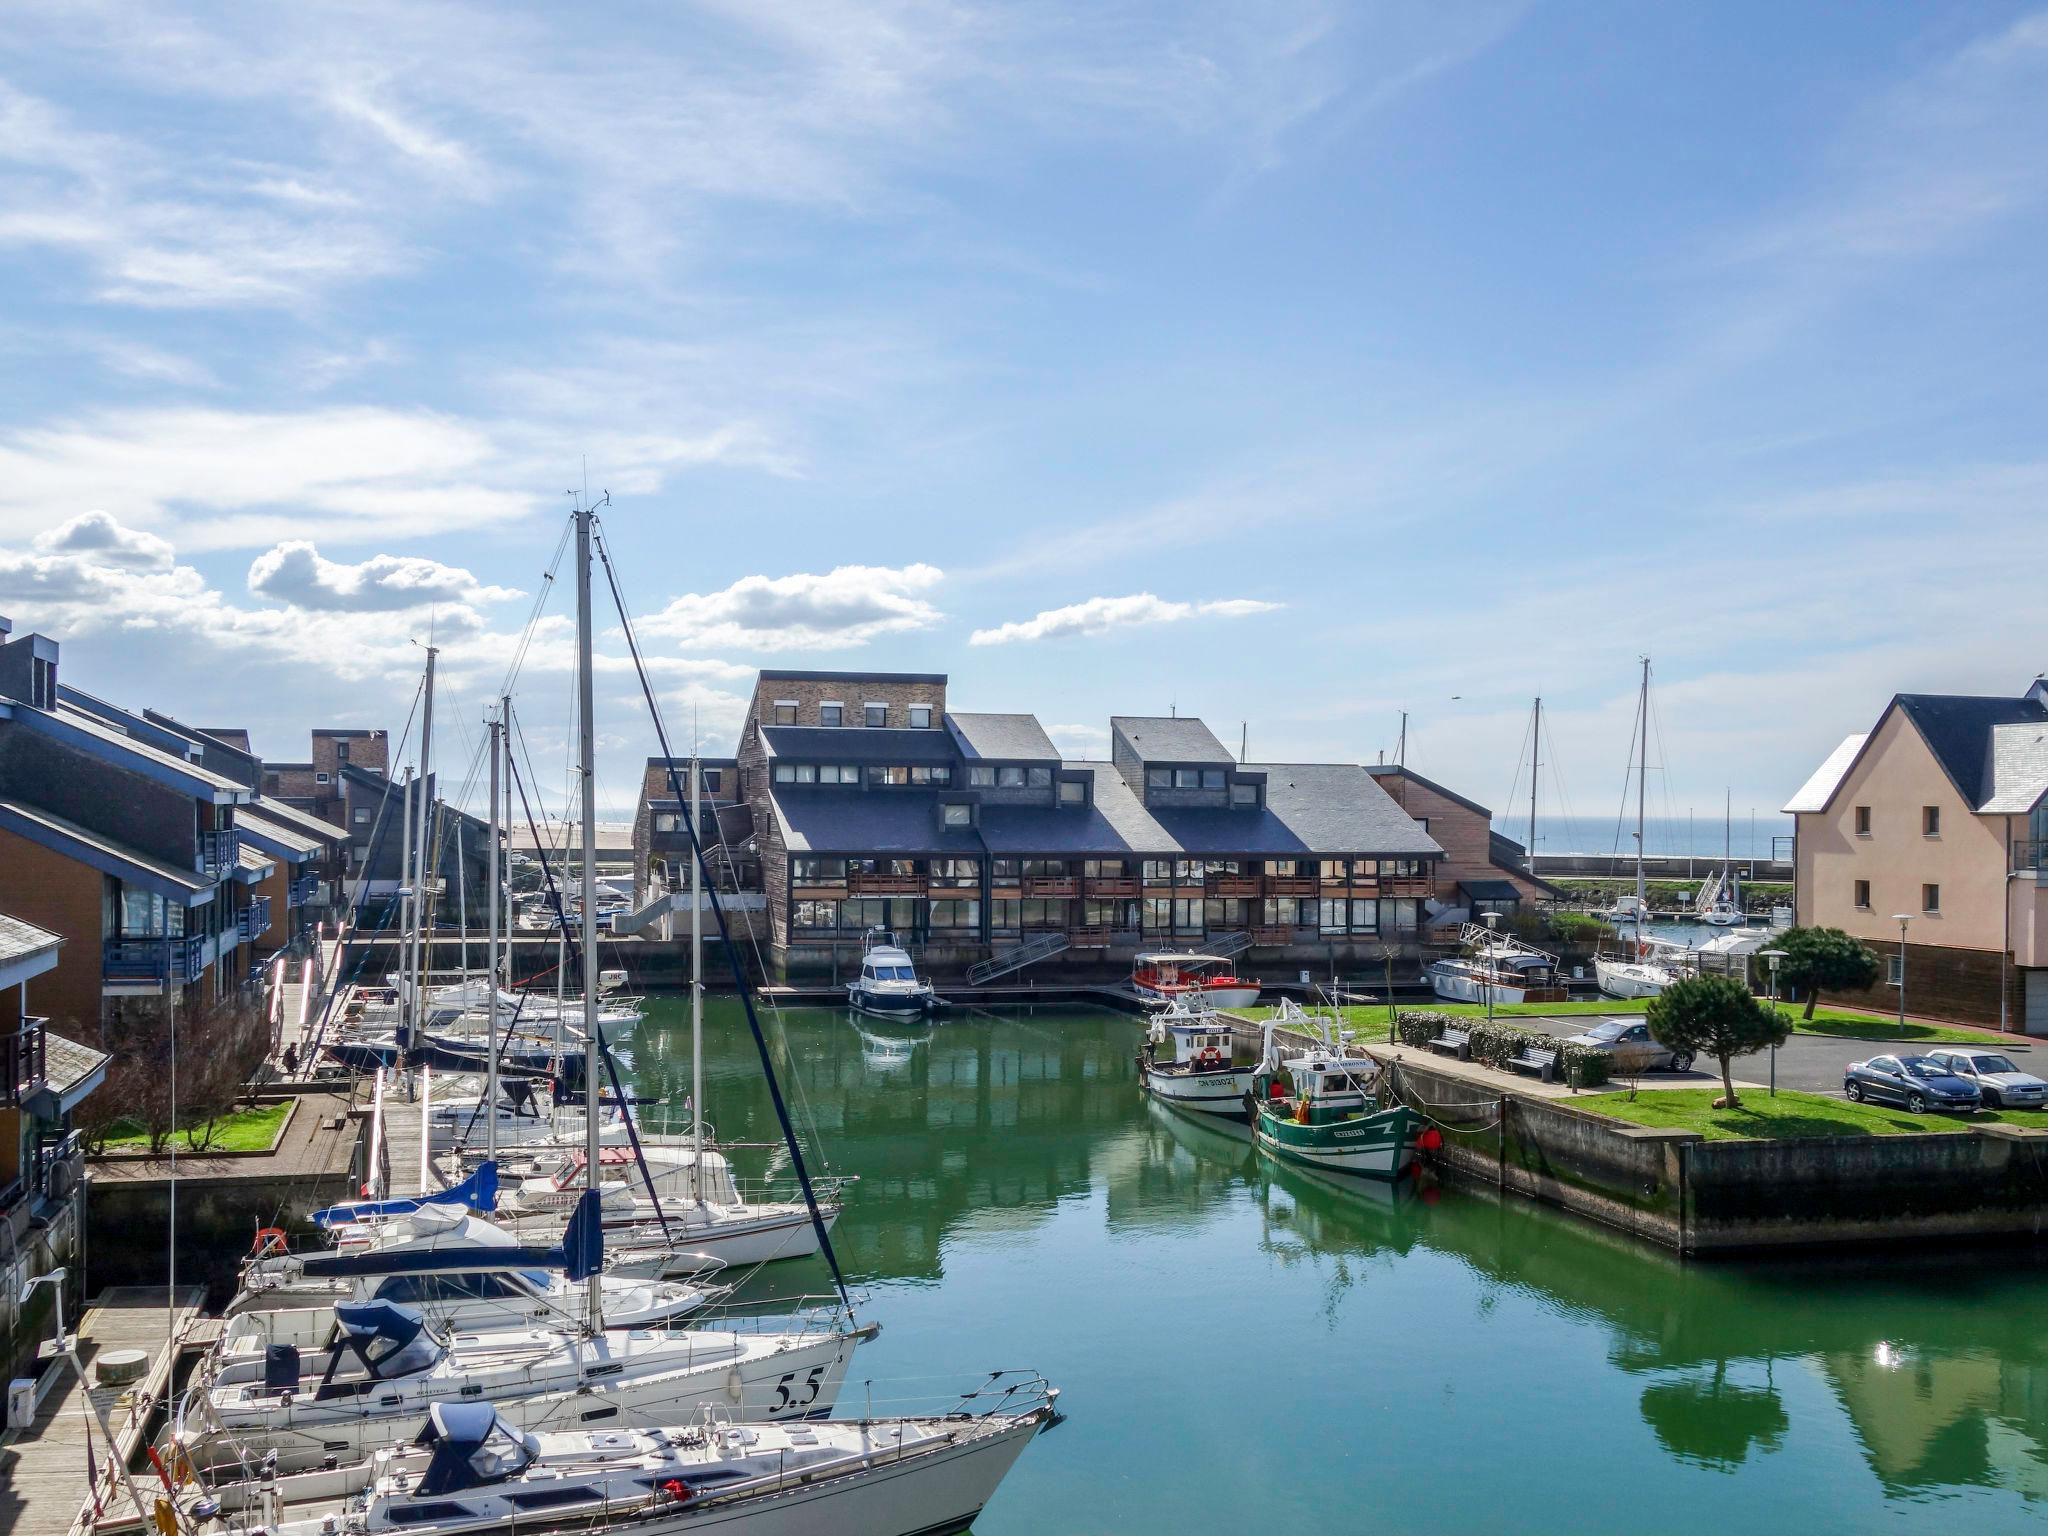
638,564,945,652
34,510,174,570
246,541,523,612
968,591,1280,645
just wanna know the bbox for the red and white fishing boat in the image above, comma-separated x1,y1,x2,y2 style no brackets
1131,951,1262,1010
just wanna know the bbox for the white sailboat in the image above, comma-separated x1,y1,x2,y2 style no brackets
1595,658,1689,999
1698,790,1745,926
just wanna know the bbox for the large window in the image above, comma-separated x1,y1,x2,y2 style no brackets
792,857,847,883
1082,899,1133,928
997,766,1026,788
1022,859,1067,877
990,899,1021,932
1260,897,1314,927
1084,858,1125,877
909,765,952,786
702,769,722,793
1378,900,1418,934
1201,769,1225,790
864,703,888,728
909,705,933,729
1146,767,1171,789
866,765,908,787
1021,899,1066,929
1028,767,1053,788
1142,859,1174,886
1058,779,1086,806
1230,781,1259,807
930,857,979,886
1174,768,1200,789
969,765,995,787
929,899,979,929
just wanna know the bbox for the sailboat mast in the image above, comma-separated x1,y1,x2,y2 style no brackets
501,695,514,987
397,767,414,996
1528,696,1541,857
574,505,604,1326
690,754,704,1186
485,710,501,1160
1634,658,1648,916
408,647,438,1037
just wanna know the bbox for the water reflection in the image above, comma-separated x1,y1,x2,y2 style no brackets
622,1001,2048,1519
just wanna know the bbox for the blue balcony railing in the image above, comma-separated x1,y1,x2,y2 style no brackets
288,873,321,908
103,935,207,986
3,1017,45,1107
201,828,242,878
238,897,273,942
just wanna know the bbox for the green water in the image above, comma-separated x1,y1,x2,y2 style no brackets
619,1001,2048,1533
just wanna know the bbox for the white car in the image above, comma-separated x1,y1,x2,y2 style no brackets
1923,1049,2048,1110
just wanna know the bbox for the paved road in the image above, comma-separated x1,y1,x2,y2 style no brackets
1510,1012,2045,1098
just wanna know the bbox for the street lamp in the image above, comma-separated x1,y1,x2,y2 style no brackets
1482,910,1501,1027
1891,914,1913,1033
1759,948,1787,1097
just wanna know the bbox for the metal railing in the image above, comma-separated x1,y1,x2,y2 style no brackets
3,1017,45,1106
239,896,273,940
2013,840,2048,873
200,827,242,877
103,934,207,985
967,931,1071,984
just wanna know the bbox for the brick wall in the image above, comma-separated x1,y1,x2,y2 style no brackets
1375,769,1548,904
751,674,947,730
0,827,106,1032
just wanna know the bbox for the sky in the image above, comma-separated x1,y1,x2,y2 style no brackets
0,2,2044,824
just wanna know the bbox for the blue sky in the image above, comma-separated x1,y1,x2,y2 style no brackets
0,2,2044,823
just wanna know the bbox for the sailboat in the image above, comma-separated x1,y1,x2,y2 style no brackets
1699,790,1745,926
1596,658,1689,999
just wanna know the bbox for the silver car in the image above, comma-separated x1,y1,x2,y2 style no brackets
1924,1049,2048,1110
1564,1018,1696,1075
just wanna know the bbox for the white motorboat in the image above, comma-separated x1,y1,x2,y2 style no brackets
1594,954,1680,999
1426,924,1566,1005
847,930,938,1017
175,1296,869,1474
1131,952,1261,1010
149,1388,1057,1536
1136,999,1252,1119
228,1205,720,1334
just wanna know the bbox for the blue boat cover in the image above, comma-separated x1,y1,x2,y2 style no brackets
563,1188,604,1283
335,1299,424,1350
310,1160,499,1229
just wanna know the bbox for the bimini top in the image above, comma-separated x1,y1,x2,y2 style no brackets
1136,952,1228,966
416,1402,540,1495
333,1300,443,1379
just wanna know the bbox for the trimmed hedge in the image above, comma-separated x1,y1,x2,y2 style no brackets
1394,1009,1611,1088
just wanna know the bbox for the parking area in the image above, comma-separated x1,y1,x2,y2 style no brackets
1510,1013,2046,1101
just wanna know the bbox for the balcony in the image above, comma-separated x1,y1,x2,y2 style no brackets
288,873,322,908
103,934,206,987
1023,877,1077,898
847,872,926,896
1382,876,1436,898
239,896,273,941
2013,840,2048,875
1085,877,1138,898
1266,876,1317,896
1206,875,1261,898
1251,925,1308,947
200,827,242,878
4,1017,46,1107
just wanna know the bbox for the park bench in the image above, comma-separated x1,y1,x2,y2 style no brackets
1507,1044,1558,1083
1425,1026,1471,1061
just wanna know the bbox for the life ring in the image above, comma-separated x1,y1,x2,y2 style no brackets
1195,1048,1224,1070
251,1227,288,1258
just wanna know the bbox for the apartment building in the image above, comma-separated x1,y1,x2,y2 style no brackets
1366,765,1560,921
1785,679,2048,1029
261,728,390,827
700,668,1445,979
631,755,753,899
1,911,106,1382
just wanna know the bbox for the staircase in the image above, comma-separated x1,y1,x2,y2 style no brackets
968,931,1071,985
610,891,677,937
1693,870,1725,915
1204,930,1252,961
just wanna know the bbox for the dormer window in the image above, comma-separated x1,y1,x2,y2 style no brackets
908,705,932,729
942,802,971,827
1146,768,1170,789
1058,779,1086,806
1230,781,1259,807
773,700,797,725
864,702,888,728
820,702,843,727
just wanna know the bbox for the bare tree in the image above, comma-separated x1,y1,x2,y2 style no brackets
75,993,268,1154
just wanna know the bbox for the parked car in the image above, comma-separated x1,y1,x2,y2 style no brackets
1564,1019,1695,1074
1922,1050,2048,1110
1843,1054,1982,1113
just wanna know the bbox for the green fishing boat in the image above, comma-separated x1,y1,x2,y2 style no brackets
1247,1005,1425,1181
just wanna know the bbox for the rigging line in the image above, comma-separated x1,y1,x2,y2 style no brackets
1501,705,1535,839
505,737,675,1244
1539,707,1585,857
496,519,575,702
593,520,851,1311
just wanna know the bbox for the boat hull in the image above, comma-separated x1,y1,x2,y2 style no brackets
848,985,935,1018
1593,958,1671,1000
1426,966,1538,1005
1252,1103,1423,1181
1135,982,1262,1010
1141,1064,1254,1119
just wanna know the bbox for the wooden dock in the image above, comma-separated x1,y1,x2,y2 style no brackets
0,1285,204,1536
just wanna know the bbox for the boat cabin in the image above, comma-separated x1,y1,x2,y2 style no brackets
1152,1019,1236,1073
1262,1053,1383,1115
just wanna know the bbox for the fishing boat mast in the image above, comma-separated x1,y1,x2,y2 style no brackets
573,503,604,1326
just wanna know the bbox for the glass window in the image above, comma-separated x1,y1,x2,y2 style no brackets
1350,899,1378,933
1084,859,1125,877
1854,805,1871,835
1201,769,1225,789
1230,782,1258,807
1352,858,1378,880
1174,768,1200,788
1320,859,1347,881
997,766,1026,788
1058,779,1085,806
315,771,330,784
773,763,795,784
1142,897,1173,932
1022,859,1066,877
703,769,721,793
774,701,797,725
1923,805,1939,836
353,808,371,825
931,766,954,786
794,763,817,784
909,706,932,729
1146,767,1170,789
819,703,843,727
929,898,978,929
1173,898,1203,934
1923,883,1940,913
864,703,888,727
942,803,971,827
1853,879,1870,909
990,899,1021,932
1320,897,1349,935
969,765,995,786
1027,767,1052,787
654,813,678,832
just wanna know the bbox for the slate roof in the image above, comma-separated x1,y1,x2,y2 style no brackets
0,799,215,901
761,725,958,765
236,842,279,879
239,808,326,858
1894,694,2048,807
26,702,250,800
1110,716,1233,764
0,911,62,969
1982,721,2048,814
769,791,982,855
1783,734,1868,814
945,713,1058,762
242,796,347,844
42,1029,109,1100
1365,763,1493,819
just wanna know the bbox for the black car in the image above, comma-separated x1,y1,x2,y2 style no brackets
1843,1054,1982,1114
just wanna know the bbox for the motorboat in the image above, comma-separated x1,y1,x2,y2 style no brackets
1594,935,1692,999
1425,924,1567,1005
174,1296,870,1475
848,930,938,1017
148,1387,1057,1536
1136,997,1253,1120
1131,952,1261,1010
1247,1009,1424,1181
227,1204,720,1335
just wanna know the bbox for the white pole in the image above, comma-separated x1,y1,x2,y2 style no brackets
486,713,502,1160
1634,657,1649,919
690,753,704,1195
398,768,414,992
574,505,604,1328
409,648,438,1036
502,695,514,992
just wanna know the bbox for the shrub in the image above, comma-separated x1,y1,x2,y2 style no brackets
1560,1042,1611,1088
1465,1019,1557,1072
1546,912,1616,944
1395,1010,1451,1048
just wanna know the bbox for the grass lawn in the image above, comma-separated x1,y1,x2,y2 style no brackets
101,1100,291,1153
1245,1000,2000,1045
1570,1088,2029,1141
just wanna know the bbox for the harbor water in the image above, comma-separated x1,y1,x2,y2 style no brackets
619,999,2048,1532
